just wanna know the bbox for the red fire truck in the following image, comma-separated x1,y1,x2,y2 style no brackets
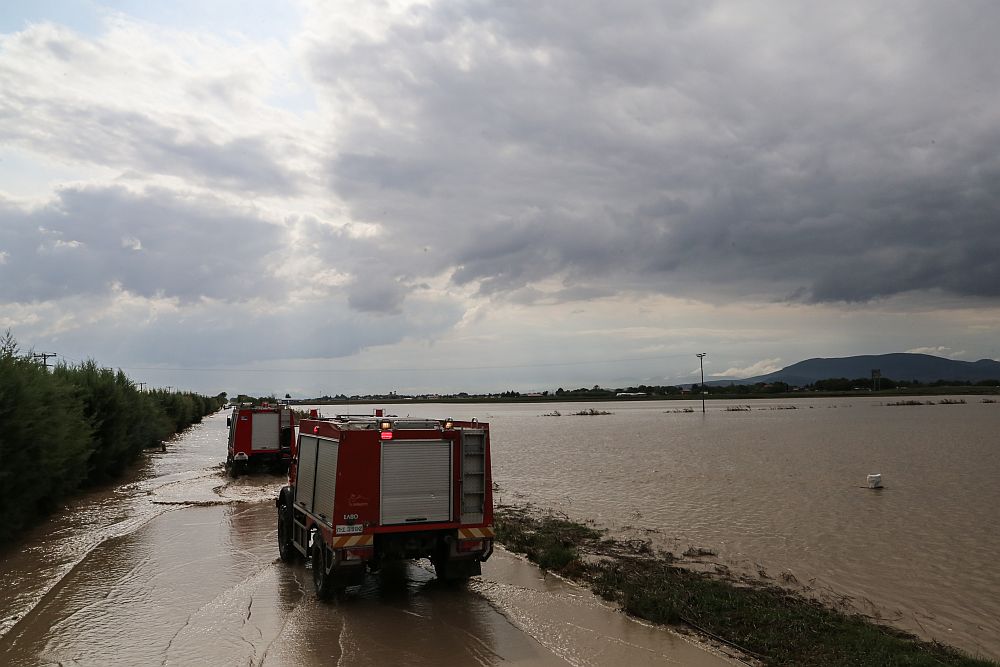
275,413,494,598
226,403,296,475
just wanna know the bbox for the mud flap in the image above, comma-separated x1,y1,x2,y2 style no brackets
436,556,482,580
329,563,366,588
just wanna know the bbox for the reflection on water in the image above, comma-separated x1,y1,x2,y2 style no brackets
0,413,248,641
1,501,727,666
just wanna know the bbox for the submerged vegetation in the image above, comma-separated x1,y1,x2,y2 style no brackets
494,505,996,667
0,333,224,545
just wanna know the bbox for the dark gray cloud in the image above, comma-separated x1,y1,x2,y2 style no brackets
0,185,280,302
347,275,413,314
310,0,1000,305
0,99,298,195
49,292,464,368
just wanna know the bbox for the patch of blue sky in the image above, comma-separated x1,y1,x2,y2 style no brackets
2,0,302,42
99,0,303,41
0,0,103,35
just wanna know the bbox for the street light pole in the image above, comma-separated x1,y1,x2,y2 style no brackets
696,353,707,413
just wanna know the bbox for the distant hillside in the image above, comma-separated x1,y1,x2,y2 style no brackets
712,353,1000,387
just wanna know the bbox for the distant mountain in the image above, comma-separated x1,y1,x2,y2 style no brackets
710,353,1000,387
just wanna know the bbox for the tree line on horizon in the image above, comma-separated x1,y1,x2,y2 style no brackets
248,373,1000,403
0,332,225,545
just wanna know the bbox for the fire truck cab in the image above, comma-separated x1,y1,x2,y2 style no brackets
275,413,494,598
226,403,296,475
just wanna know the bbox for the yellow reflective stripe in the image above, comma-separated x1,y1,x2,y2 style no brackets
331,534,373,549
458,526,495,539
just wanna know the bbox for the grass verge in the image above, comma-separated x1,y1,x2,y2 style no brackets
494,505,997,667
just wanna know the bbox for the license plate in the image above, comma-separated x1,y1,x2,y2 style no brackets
336,524,363,535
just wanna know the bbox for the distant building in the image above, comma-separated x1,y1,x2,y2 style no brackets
616,392,647,397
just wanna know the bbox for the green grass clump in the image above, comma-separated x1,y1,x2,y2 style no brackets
495,508,600,573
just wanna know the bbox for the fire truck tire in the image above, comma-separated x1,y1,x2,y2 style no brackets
312,539,341,600
277,498,297,563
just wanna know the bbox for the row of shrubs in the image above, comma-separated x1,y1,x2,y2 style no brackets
0,334,225,545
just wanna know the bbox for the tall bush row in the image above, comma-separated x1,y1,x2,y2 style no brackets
0,335,223,545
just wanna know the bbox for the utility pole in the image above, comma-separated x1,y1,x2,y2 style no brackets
696,353,707,414
137,382,147,392
166,385,173,393
32,352,57,371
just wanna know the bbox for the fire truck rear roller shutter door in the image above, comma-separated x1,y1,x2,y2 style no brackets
251,412,280,451
381,440,452,525
296,436,318,513
312,438,339,524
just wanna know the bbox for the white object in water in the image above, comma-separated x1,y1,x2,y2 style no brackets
867,473,883,489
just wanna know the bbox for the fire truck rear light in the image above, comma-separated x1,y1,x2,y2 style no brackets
313,426,319,433
379,420,392,430
457,539,484,552
380,430,393,440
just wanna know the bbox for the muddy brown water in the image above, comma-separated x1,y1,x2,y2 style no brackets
0,412,732,666
400,397,997,660
3,398,998,662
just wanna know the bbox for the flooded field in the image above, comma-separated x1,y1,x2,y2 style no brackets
0,411,733,666
381,397,999,660
2,398,997,663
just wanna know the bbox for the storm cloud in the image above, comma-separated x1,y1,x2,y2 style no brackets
308,0,1000,304
0,185,280,302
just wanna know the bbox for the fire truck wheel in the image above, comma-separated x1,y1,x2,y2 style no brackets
277,500,297,563
312,539,339,600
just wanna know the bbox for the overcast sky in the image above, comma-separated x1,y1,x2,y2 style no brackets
2,1,999,397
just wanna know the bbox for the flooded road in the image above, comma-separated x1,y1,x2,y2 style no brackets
0,412,733,666
4,397,997,662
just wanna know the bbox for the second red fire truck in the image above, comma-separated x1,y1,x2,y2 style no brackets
226,403,296,475
275,412,494,598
